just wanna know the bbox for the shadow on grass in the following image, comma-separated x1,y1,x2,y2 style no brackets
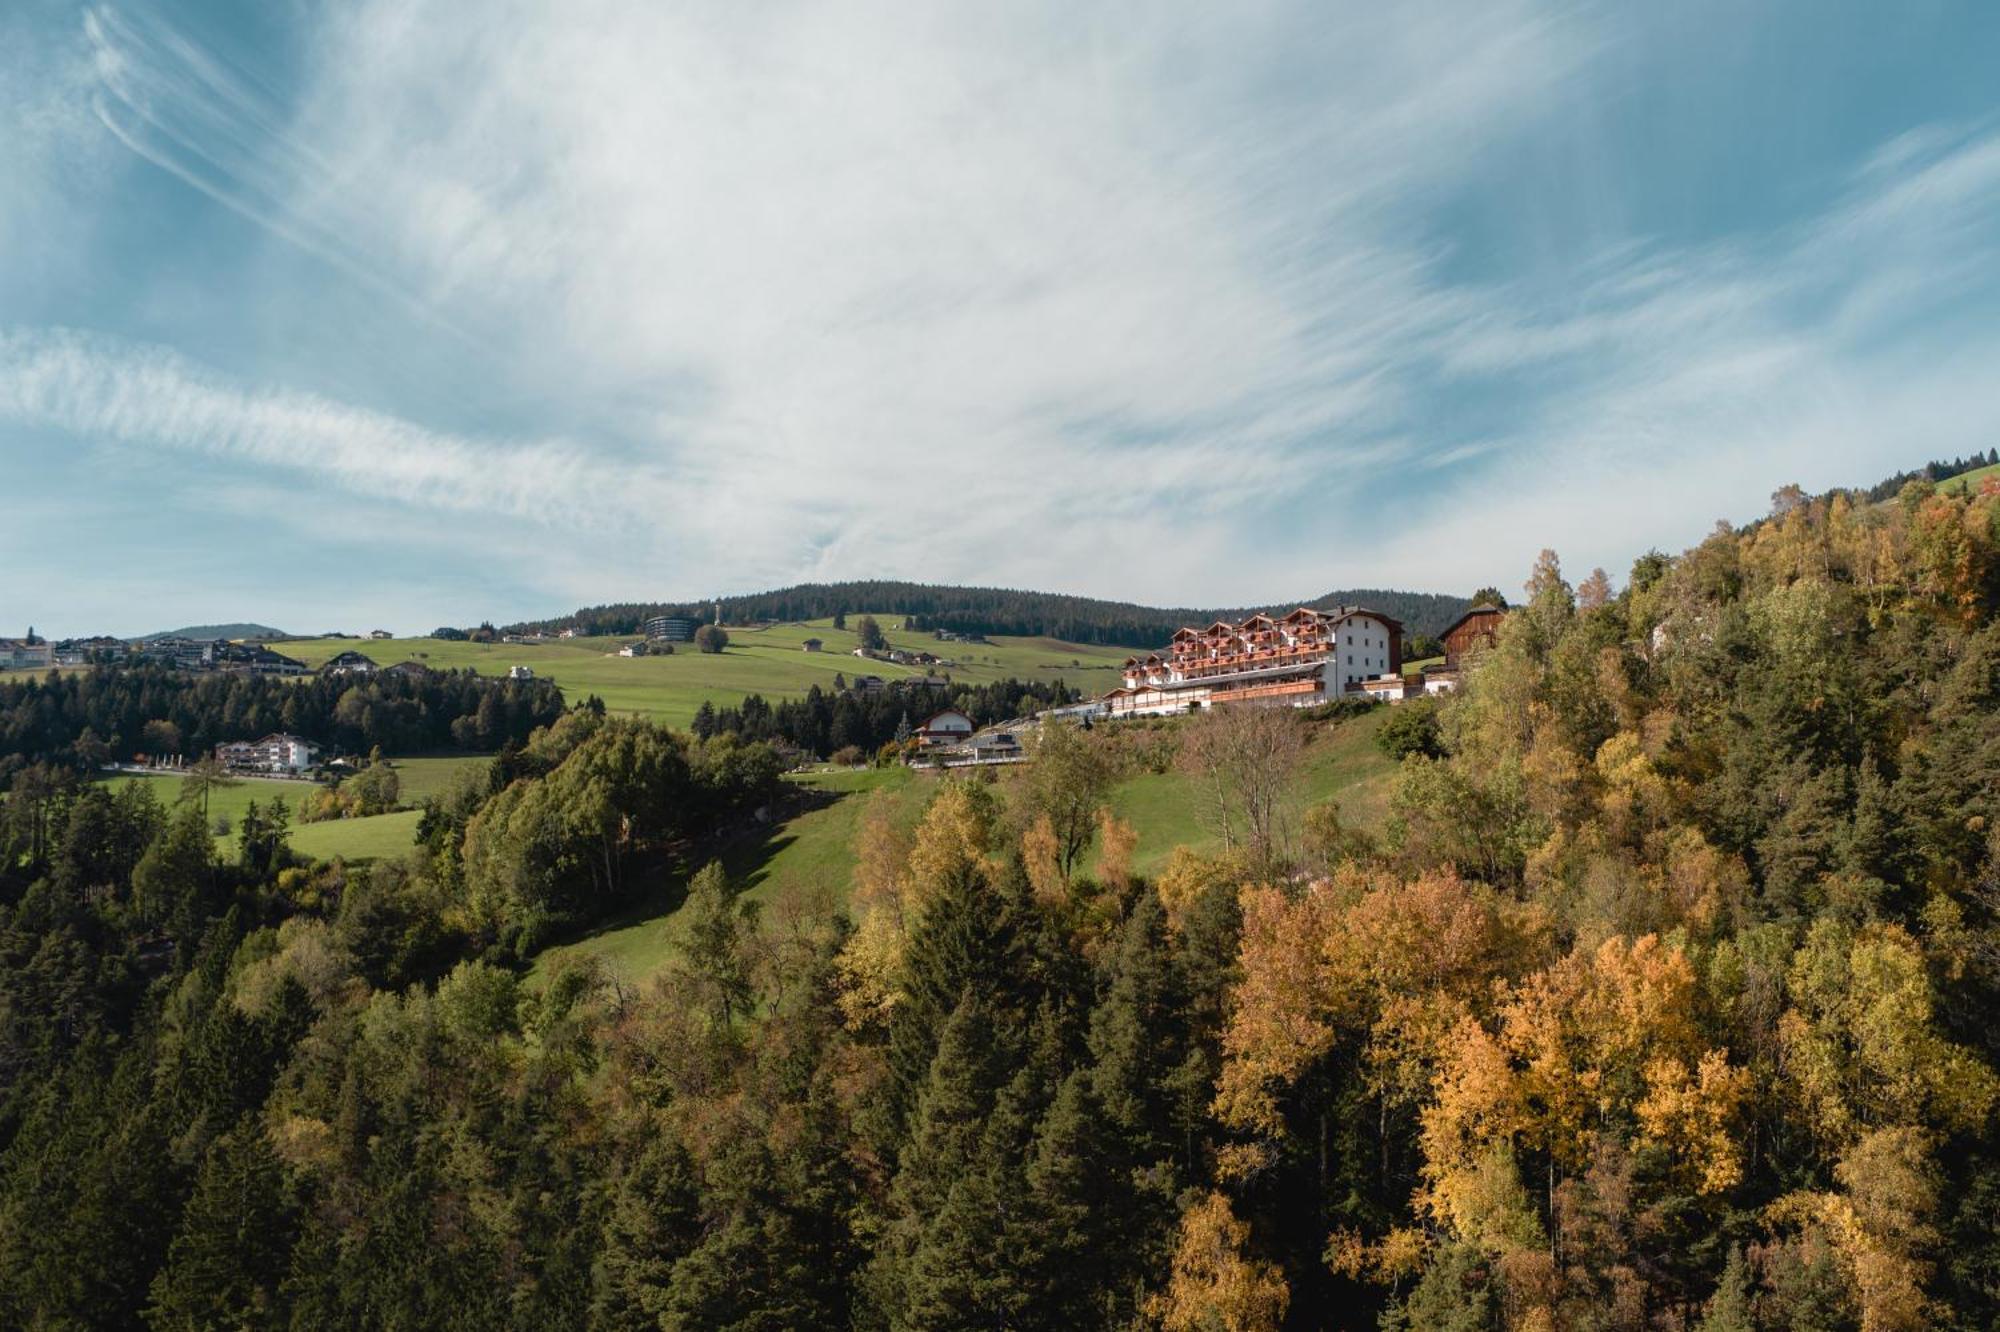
531,780,848,954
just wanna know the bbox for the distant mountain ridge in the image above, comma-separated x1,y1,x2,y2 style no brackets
133,623,290,642
506,581,1473,649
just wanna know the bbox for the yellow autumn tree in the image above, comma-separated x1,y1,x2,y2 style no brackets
1149,1192,1290,1332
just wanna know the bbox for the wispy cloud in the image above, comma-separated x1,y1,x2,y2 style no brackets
0,328,627,523
11,0,2000,630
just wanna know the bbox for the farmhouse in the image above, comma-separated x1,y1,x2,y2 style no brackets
508,665,535,680
913,709,975,746
801,638,823,652
1421,605,1508,694
1102,606,1402,718
321,650,379,676
215,733,319,774
214,644,309,677
369,629,393,640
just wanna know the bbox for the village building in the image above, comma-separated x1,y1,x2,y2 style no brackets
801,637,823,652
644,614,700,642
215,733,319,774
1359,674,1409,702
617,641,649,657
321,650,380,676
384,660,432,678
1101,606,1403,718
214,643,310,677
969,731,1023,762
0,639,54,670
508,665,535,680
368,629,394,640
851,674,886,695
913,709,975,746
1421,605,1507,695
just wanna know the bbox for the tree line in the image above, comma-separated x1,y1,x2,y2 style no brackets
691,676,1074,759
0,666,567,786
500,580,1475,647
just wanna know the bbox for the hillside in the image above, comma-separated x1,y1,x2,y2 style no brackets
276,617,1133,729
134,622,290,641
530,707,1402,986
503,580,1472,647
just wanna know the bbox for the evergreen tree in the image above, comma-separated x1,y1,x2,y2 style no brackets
146,1120,295,1330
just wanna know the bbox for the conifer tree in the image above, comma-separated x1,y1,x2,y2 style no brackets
146,1120,295,1330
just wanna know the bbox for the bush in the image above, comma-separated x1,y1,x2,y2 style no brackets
694,624,729,654
1376,697,1444,760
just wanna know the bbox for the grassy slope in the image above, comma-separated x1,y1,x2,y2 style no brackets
274,617,1133,729
530,765,927,985
105,771,427,865
1100,707,1399,877
387,754,492,803
529,709,1401,987
1942,462,2000,495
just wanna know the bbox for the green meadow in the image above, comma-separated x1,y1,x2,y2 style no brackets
529,708,1402,987
99,753,489,865
274,617,1134,729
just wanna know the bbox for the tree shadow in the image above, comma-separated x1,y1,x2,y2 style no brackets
533,779,849,951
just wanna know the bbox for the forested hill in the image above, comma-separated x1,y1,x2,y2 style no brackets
506,581,1473,647
134,623,290,642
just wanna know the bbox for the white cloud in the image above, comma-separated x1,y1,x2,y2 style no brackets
29,0,2000,623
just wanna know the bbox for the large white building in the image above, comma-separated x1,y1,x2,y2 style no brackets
215,733,320,774
1101,606,1403,718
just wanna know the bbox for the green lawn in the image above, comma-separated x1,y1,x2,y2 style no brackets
529,765,926,985
273,618,1133,729
103,771,426,865
387,754,493,803
287,809,424,864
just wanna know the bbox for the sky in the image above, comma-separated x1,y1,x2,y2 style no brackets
4,0,2000,638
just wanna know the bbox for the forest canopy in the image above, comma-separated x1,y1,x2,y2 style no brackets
4,471,2000,1328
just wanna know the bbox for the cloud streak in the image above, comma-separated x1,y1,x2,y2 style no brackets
10,0,2000,629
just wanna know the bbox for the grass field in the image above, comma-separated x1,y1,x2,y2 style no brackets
273,618,1134,729
387,754,492,803
1098,706,1398,877
529,765,927,984
287,809,423,863
1942,462,2000,495
528,708,1401,986
104,771,429,865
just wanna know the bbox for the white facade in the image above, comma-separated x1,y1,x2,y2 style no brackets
0,640,53,670
216,733,319,773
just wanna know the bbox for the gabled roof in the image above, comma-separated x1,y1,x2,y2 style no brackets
917,709,974,730
1440,605,1507,640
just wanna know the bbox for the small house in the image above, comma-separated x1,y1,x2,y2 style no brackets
914,709,975,746
801,638,823,652
508,665,535,680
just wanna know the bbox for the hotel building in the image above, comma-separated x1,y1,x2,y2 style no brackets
1102,606,1403,717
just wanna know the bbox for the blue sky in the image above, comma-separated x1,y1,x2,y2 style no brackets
4,0,2000,637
